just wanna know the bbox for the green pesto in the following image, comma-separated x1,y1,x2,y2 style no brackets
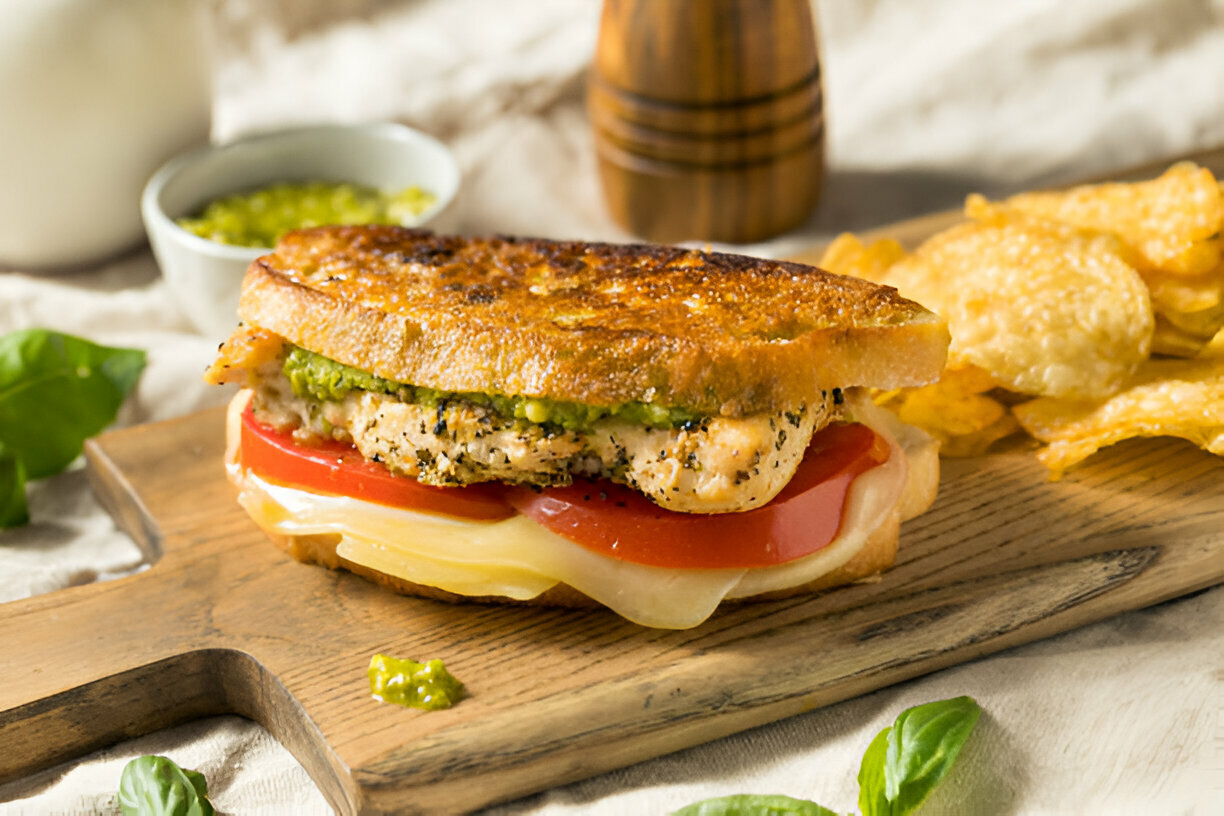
176,181,435,248
368,654,465,711
283,346,701,431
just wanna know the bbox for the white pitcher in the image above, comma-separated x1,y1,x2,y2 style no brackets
0,0,212,270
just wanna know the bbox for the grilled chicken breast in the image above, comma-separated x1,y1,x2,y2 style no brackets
251,362,832,513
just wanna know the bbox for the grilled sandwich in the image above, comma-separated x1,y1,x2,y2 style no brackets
206,226,950,628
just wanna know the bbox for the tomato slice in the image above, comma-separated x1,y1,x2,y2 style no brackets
239,403,515,520
506,423,890,569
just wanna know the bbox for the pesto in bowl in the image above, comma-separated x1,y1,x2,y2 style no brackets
176,181,435,248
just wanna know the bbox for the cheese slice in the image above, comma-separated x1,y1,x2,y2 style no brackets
227,391,910,629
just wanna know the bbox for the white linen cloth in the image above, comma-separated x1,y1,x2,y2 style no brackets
2,0,1223,813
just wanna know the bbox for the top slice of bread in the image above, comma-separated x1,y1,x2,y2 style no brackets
233,226,949,416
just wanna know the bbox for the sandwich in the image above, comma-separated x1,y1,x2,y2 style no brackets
204,226,950,629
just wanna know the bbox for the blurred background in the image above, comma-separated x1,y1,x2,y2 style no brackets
207,0,1224,242
6,0,1224,268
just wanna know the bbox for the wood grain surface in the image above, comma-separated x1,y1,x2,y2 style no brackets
4,148,1224,814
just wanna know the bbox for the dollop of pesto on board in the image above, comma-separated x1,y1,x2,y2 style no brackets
176,181,434,248
283,346,701,432
368,654,465,710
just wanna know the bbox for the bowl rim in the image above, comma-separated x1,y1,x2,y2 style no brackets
141,120,460,260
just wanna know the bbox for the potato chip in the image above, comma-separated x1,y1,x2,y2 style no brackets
940,412,1023,458
1161,301,1224,339
1145,266,1224,353
800,162,1224,471
877,213,1153,400
874,365,1020,457
817,232,906,283
970,192,1224,358
1151,316,1216,358
1207,327,1224,358
995,162,1224,277
1147,271,1224,357
1145,264,1224,315
1012,357,1224,478
964,194,1152,269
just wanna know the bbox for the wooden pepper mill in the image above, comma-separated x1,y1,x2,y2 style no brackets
588,0,824,244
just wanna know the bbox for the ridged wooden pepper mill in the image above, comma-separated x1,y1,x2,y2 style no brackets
588,0,824,244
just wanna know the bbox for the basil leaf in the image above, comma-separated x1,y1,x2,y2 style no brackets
181,768,211,806
856,725,892,816
0,329,146,480
670,793,839,816
0,441,28,527
858,696,981,816
117,755,214,816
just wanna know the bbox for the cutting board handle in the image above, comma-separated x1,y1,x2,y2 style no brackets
0,430,362,810
0,567,221,781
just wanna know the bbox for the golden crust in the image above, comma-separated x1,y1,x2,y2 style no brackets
231,226,949,417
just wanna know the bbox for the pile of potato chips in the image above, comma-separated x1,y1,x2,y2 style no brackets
817,161,1224,478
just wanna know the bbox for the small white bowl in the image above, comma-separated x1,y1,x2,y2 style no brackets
142,122,460,339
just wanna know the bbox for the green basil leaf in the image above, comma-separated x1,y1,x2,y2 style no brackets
669,793,839,816
879,695,981,815
0,329,146,480
117,755,214,816
856,725,892,816
0,441,29,528
181,767,211,805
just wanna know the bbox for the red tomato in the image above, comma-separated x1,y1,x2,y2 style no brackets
239,403,514,520
506,422,891,569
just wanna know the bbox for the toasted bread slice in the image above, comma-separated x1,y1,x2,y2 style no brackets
227,226,949,417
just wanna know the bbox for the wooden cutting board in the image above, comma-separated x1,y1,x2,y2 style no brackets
1,405,1220,814
3,151,1224,814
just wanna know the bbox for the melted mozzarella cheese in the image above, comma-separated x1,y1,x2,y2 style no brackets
227,390,909,629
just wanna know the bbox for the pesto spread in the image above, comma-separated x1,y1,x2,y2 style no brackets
176,181,434,247
368,653,465,710
283,346,700,432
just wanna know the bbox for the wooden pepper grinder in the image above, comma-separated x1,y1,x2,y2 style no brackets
588,0,824,244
